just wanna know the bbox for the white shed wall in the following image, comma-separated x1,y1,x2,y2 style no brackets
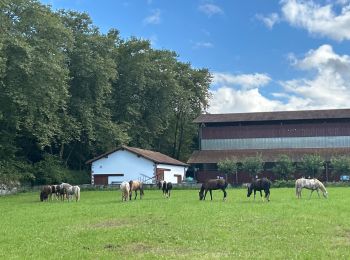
91,150,155,183
157,164,187,183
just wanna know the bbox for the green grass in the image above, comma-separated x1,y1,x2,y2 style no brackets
1,188,350,259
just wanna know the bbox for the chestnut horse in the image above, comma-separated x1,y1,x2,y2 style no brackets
129,180,144,200
199,179,228,201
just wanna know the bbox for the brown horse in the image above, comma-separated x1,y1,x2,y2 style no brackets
40,185,52,202
129,180,144,200
199,179,228,201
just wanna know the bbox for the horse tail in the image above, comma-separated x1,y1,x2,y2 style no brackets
75,186,80,202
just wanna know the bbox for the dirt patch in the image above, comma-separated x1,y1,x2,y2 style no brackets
91,219,131,229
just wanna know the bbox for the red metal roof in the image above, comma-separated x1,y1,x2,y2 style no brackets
187,148,350,163
193,108,350,123
86,145,188,166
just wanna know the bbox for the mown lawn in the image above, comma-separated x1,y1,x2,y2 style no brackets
1,187,350,259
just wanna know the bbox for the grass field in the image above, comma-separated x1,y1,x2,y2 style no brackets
1,188,350,259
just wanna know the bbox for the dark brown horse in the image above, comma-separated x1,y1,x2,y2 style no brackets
199,179,228,201
129,180,144,200
40,185,52,202
247,178,271,202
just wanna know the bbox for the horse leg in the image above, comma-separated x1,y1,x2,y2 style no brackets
316,188,320,198
129,191,132,201
209,190,213,200
253,190,256,200
204,190,208,200
260,190,264,201
309,190,314,199
134,190,138,200
223,189,227,201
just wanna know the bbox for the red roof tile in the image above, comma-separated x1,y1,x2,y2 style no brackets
86,145,188,166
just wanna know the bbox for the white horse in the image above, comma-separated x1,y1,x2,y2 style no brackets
295,178,328,199
120,181,130,202
66,185,80,202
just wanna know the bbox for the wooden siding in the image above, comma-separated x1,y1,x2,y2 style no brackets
201,121,350,139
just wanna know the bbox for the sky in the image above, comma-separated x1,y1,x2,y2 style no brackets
40,0,350,114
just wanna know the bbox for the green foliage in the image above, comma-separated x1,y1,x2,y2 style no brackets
298,154,325,178
330,155,350,178
272,154,296,180
217,157,238,180
0,0,211,181
0,159,34,188
240,154,264,178
33,154,90,185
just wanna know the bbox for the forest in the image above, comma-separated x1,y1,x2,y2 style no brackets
0,0,211,185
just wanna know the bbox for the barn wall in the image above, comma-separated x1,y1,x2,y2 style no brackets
92,150,155,184
157,164,187,183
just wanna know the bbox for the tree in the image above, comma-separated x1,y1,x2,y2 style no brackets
330,155,350,179
272,154,296,180
217,157,238,183
241,154,264,180
298,154,324,179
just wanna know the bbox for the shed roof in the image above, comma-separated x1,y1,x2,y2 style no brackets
86,145,188,167
193,108,350,124
187,148,350,164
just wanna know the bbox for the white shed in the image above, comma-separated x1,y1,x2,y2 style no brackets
86,146,188,185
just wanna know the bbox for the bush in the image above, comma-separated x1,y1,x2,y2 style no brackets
272,179,296,188
33,154,90,185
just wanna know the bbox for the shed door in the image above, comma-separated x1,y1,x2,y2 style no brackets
174,174,182,184
94,175,108,185
156,169,165,181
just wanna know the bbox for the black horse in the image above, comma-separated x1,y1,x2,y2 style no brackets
158,181,173,198
247,178,271,201
199,179,228,201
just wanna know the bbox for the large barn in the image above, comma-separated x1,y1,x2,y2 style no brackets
86,146,188,185
188,108,350,184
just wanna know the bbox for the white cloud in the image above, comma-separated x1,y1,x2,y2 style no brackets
256,13,280,29
209,87,286,114
193,41,214,49
198,3,224,17
212,72,271,89
280,0,350,41
143,9,161,25
208,45,350,113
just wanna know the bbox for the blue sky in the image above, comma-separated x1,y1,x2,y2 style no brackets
40,0,350,114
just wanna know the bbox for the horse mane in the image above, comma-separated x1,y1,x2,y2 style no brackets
316,179,327,193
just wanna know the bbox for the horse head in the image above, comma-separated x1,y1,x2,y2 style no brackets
247,183,253,197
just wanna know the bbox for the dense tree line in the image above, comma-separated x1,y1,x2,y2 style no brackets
0,0,211,185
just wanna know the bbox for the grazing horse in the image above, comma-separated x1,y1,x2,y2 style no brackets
50,185,61,200
158,181,172,198
129,180,144,200
295,178,328,199
59,183,72,201
120,181,130,202
247,178,271,202
40,185,52,202
66,185,80,202
199,179,228,201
